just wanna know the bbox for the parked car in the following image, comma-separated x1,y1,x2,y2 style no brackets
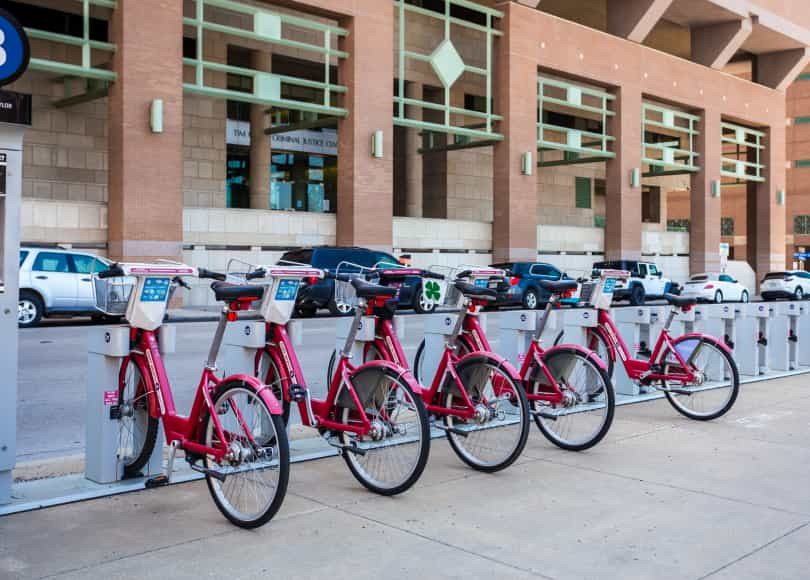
490,262,574,309
591,260,675,306
18,246,112,327
760,270,810,301
680,273,750,303
279,246,431,316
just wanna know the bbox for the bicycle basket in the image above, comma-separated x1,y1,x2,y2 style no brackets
334,278,358,309
93,277,135,316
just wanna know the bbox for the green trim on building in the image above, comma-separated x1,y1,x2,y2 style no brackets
797,73,810,81
794,117,810,125
575,177,592,209
795,160,810,169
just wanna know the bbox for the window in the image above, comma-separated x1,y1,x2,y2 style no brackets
721,217,735,236
642,186,661,223
638,264,648,277
227,153,251,209
71,254,108,274
575,177,591,209
667,219,690,232
795,215,810,235
33,252,70,273
530,264,551,276
7,0,108,41
594,179,606,197
648,264,659,276
404,0,486,26
19,250,29,267
719,274,735,283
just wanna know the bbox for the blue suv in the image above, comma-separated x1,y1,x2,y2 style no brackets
280,247,433,316
490,262,574,309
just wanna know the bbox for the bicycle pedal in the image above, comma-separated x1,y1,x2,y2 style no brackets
188,461,227,482
145,474,170,489
289,384,307,402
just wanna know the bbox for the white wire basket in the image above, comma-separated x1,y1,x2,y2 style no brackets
579,270,630,310
93,277,135,316
334,278,359,309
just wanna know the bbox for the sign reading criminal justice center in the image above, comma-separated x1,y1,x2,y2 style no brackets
226,119,338,156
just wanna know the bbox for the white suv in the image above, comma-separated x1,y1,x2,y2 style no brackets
18,247,112,327
760,270,810,301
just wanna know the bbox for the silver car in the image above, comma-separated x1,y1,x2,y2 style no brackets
18,247,111,327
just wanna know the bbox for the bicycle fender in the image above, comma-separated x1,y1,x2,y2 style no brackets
220,373,284,415
349,359,425,397
543,344,609,372
456,350,522,382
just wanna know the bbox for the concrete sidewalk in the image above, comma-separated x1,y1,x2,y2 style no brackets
2,376,809,580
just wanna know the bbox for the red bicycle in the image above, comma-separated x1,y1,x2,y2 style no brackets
250,266,431,495
94,262,289,528
556,271,740,420
329,267,530,472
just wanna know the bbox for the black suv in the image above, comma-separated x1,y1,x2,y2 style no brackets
280,246,433,316
490,262,572,309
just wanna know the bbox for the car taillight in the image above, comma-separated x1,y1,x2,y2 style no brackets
704,284,714,289
510,277,520,286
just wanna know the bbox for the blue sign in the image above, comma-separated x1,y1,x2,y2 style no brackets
794,252,809,261
140,277,171,302
275,279,300,301
603,278,616,294
0,9,30,87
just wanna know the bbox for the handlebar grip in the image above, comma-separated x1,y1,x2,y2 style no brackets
172,276,191,290
456,270,472,279
423,271,445,280
98,264,124,279
324,271,353,282
198,268,226,281
245,268,266,281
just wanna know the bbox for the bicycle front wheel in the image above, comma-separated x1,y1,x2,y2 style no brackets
117,358,159,478
444,356,530,472
661,337,740,420
203,382,290,529
340,366,430,495
529,347,615,451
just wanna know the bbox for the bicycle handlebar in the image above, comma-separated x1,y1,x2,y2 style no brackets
172,276,191,290
98,264,124,279
324,271,353,283
245,267,266,281
198,268,226,281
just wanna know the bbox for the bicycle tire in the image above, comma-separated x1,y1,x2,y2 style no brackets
118,357,159,478
413,337,472,385
257,349,291,425
554,328,615,380
203,381,290,528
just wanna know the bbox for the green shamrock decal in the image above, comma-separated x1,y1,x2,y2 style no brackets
424,280,442,302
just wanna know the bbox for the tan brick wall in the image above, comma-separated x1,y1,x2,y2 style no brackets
446,148,493,221
183,96,227,208
9,72,108,204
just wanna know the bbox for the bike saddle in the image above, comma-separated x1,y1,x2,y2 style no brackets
538,279,578,294
454,280,496,301
211,281,265,303
351,277,398,299
664,293,697,308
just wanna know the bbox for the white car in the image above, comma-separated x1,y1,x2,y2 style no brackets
19,247,112,327
681,273,750,303
760,270,810,301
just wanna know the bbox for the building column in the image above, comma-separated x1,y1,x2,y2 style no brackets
690,109,722,273
250,51,272,210
336,1,394,251
421,85,448,219
492,1,537,262
747,124,787,282
404,81,423,217
605,86,643,261
108,0,183,260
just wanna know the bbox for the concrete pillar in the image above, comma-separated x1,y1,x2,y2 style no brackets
690,109,722,273
691,19,752,70
404,81,423,217
747,124,787,284
492,1,538,262
421,85,448,219
336,1,393,251
605,86,642,261
250,51,272,210
108,0,183,261
607,0,674,43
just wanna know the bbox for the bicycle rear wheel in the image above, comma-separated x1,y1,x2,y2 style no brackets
339,365,430,495
413,337,472,384
444,356,529,472
528,347,615,451
203,382,290,529
117,358,158,478
661,337,740,420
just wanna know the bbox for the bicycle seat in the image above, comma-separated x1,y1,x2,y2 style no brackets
211,281,265,303
538,279,578,294
351,278,398,299
664,293,697,308
454,281,496,301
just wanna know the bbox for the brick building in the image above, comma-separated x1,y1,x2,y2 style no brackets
6,0,810,303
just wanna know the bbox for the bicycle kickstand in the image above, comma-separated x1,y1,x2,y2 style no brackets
145,440,179,489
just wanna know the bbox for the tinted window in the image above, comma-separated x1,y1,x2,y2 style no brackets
648,264,659,276
280,249,313,266
19,250,29,267
32,252,71,273
530,264,551,276
690,275,708,281
71,254,108,274
373,252,400,268
719,274,734,283
638,264,648,276
764,272,787,280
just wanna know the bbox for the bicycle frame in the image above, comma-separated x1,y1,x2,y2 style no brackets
257,319,422,437
122,315,282,462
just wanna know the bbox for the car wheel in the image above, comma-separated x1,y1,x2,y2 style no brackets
629,284,645,306
18,291,44,328
740,291,749,303
413,287,436,314
522,289,539,310
794,287,805,301
328,299,353,317
714,291,723,304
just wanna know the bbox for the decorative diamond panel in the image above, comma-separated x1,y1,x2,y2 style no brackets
430,40,465,88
